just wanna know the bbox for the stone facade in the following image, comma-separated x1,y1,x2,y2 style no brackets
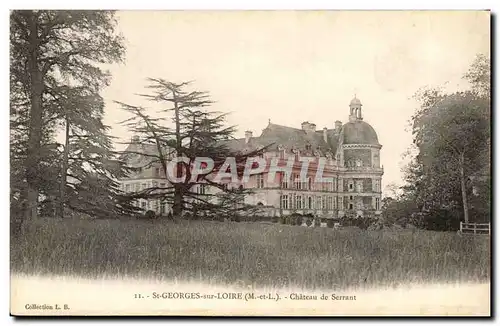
118,97,383,218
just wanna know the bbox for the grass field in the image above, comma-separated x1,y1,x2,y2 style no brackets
10,217,490,290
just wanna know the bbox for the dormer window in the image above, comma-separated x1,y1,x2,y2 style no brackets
305,144,312,151
278,145,285,159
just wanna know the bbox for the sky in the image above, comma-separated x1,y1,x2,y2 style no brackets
100,10,490,194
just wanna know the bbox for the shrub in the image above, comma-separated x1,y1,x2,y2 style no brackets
305,218,312,227
314,217,321,227
295,215,303,226
137,210,156,220
327,219,335,228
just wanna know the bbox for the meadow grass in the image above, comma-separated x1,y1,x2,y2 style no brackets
10,217,490,290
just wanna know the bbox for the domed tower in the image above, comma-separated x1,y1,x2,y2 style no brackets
337,96,383,216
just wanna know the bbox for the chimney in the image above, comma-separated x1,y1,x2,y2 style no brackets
245,130,253,144
323,127,328,143
301,121,316,133
335,121,342,133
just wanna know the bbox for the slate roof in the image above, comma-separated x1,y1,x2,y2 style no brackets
341,120,380,145
121,118,381,161
223,122,341,156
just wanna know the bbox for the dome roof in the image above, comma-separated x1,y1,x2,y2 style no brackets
341,120,379,145
350,97,362,106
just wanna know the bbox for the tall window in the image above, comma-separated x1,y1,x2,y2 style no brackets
154,167,160,177
198,184,207,195
308,196,312,209
281,172,289,189
281,195,289,210
160,201,166,214
301,177,308,190
256,174,264,188
375,198,380,210
294,174,301,190
125,184,131,192
322,196,326,210
316,196,321,210
296,195,302,209
327,196,334,210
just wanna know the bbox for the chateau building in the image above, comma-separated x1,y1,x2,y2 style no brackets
118,97,383,218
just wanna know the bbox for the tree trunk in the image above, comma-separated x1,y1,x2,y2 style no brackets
173,186,183,217
459,150,470,224
24,12,44,220
57,117,70,218
172,90,184,217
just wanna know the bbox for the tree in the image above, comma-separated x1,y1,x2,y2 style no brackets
65,160,142,219
10,10,125,220
116,78,270,217
464,53,491,98
409,90,489,224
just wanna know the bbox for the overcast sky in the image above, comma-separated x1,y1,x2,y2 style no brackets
100,10,490,193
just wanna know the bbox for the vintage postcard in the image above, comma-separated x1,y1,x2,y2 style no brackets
10,10,491,316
